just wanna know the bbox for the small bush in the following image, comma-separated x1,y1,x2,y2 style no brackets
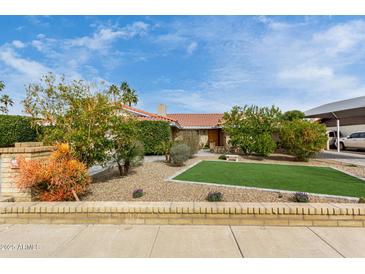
132,189,144,199
280,120,327,161
218,154,227,160
294,192,309,203
0,115,37,147
358,197,365,203
17,143,91,201
170,143,190,166
176,131,200,158
207,192,223,202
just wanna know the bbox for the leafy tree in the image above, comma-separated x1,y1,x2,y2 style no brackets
0,81,14,114
222,105,282,156
138,120,172,155
107,81,138,107
121,81,138,106
110,116,144,176
0,95,14,114
282,110,305,121
23,73,115,167
107,84,121,103
280,119,327,161
157,139,173,162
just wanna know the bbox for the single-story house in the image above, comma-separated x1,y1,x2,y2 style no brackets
120,104,227,147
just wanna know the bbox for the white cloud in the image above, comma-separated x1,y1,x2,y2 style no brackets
256,16,291,31
12,40,26,48
150,17,365,112
31,40,44,51
0,47,50,79
186,41,197,55
313,20,365,56
158,89,230,113
278,66,334,81
67,21,150,51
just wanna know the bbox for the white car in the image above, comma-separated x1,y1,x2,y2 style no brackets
338,131,365,150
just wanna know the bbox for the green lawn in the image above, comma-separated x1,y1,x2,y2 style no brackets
173,161,365,197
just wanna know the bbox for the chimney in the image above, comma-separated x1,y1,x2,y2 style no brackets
157,104,167,116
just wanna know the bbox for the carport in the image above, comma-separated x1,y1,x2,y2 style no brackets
305,96,365,152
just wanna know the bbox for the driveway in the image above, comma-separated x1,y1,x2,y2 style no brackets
317,150,365,167
0,224,364,258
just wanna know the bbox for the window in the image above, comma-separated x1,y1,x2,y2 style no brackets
350,133,361,138
328,132,335,137
360,132,365,138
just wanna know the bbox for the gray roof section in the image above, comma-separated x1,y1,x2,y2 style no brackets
305,96,365,118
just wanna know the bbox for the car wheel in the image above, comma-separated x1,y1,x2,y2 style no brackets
340,142,345,150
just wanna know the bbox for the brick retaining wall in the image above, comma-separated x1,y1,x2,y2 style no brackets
0,142,53,201
1,202,365,227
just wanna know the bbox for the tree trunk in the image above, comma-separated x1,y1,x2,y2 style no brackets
117,161,124,176
123,161,130,175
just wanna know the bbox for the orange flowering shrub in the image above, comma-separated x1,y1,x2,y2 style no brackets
17,143,91,201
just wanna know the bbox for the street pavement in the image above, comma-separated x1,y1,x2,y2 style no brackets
0,224,364,258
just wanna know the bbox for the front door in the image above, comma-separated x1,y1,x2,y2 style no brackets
208,129,219,146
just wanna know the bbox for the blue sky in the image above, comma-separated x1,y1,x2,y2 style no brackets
1,16,365,115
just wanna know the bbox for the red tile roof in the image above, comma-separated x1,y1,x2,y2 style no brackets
120,105,223,128
121,105,178,123
166,113,224,128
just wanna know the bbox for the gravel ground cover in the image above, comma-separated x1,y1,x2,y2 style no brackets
82,153,365,203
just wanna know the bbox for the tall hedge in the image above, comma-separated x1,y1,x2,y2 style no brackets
0,115,37,147
138,120,171,155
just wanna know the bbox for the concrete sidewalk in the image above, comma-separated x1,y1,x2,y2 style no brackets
0,224,364,258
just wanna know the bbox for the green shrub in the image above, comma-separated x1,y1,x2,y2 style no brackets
170,143,190,166
281,110,305,121
138,121,171,155
280,120,327,161
218,154,227,160
293,192,309,203
252,133,277,157
176,130,200,158
132,189,144,199
207,192,223,202
0,115,37,147
157,139,173,162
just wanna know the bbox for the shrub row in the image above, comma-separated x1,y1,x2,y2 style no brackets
0,115,37,147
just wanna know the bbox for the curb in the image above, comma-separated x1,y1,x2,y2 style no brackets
1,202,365,227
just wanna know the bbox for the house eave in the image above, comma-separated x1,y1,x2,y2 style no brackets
179,126,222,130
